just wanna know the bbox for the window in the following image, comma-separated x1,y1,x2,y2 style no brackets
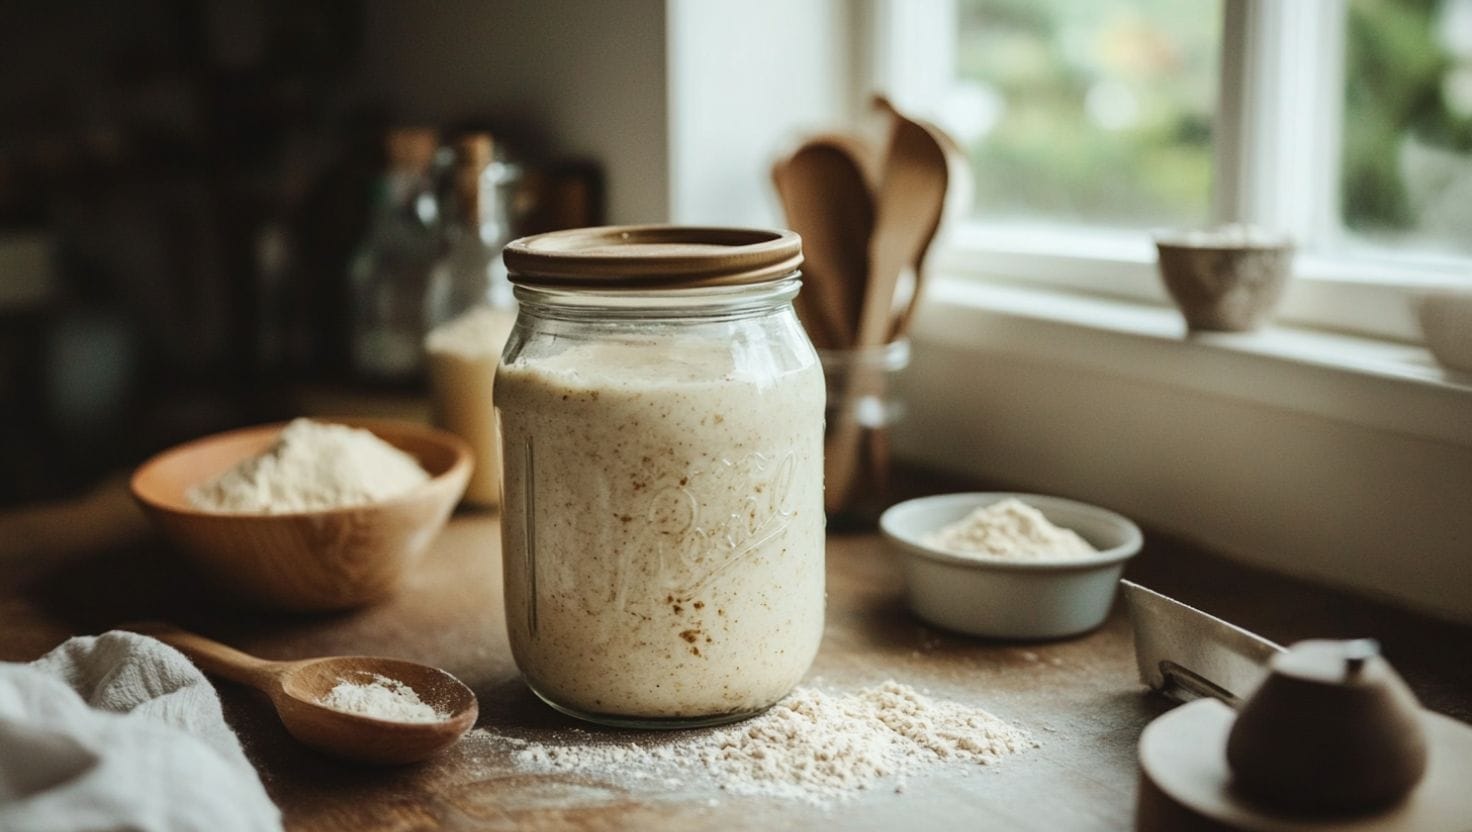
871,0,1472,343
1342,0,1472,257
953,0,1221,228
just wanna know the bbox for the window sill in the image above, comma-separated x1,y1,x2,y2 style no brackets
935,223,1472,343
913,277,1472,449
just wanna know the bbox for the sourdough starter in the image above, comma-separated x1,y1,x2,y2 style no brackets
496,338,825,720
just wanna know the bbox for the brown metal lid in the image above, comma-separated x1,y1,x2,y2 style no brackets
503,225,803,289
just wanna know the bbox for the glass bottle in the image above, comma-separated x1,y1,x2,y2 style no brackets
425,133,521,326
820,337,911,528
348,127,441,382
495,226,825,728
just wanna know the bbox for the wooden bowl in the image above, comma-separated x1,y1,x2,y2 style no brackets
131,418,472,611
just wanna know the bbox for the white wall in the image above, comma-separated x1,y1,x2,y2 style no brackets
355,0,671,224
666,0,855,226
355,0,857,228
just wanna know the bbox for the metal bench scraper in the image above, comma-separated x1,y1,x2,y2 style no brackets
1121,580,1284,707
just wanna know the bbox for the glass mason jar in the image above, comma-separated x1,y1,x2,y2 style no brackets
820,338,911,529
496,226,825,728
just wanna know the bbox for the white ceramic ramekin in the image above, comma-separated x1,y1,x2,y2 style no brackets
880,492,1143,639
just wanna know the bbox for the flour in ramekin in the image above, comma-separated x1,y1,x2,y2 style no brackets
924,498,1096,559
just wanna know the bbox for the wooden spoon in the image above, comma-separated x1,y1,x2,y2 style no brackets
129,623,478,765
874,96,965,342
867,95,952,345
825,99,951,514
772,137,876,348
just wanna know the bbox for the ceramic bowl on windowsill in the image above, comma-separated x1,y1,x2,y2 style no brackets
1154,225,1294,333
1418,289,1472,375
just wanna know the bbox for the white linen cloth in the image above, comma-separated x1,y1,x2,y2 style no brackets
0,630,282,832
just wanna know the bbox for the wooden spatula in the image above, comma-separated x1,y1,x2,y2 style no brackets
825,99,950,514
772,137,876,349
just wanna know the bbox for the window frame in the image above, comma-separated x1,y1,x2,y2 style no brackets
868,0,1472,344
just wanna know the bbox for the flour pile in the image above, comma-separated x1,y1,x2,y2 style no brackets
924,498,1097,559
187,419,430,513
318,674,447,724
497,680,1033,805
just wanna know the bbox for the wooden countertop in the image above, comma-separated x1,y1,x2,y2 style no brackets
2,482,1470,830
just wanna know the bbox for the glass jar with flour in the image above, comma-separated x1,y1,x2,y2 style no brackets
496,226,825,728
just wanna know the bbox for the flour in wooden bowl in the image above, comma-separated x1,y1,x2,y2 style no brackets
482,680,1034,806
188,418,429,514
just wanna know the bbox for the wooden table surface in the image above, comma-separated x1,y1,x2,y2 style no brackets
2,480,1470,831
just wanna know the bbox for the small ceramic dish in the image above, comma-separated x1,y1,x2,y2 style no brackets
880,492,1143,639
131,418,471,612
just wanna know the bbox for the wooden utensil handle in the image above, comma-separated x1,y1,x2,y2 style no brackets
123,621,283,690
824,349,893,515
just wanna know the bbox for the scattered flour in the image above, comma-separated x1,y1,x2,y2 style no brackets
318,674,447,723
187,418,430,513
488,680,1033,806
924,498,1097,559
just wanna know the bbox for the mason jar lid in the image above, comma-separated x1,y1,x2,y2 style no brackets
503,225,803,289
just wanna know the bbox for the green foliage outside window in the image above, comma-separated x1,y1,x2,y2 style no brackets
1343,0,1472,252
957,0,1472,254
956,0,1220,227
